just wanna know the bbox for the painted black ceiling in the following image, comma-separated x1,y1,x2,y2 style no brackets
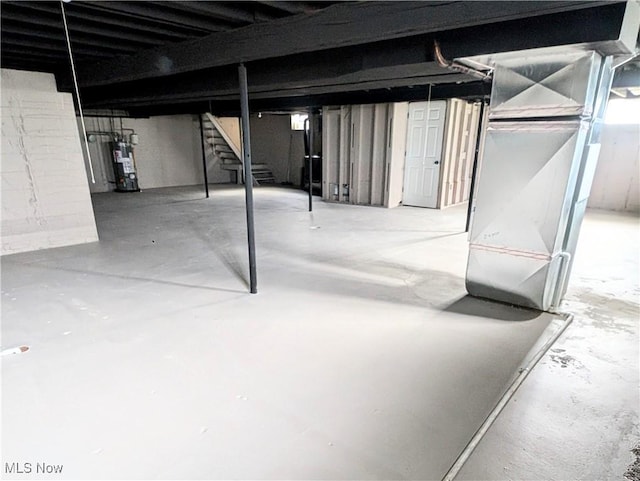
1,1,636,116
1,1,338,72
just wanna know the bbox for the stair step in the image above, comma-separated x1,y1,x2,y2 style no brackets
206,138,227,147
215,145,234,154
221,163,242,170
202,113,276,185
256,178,276,184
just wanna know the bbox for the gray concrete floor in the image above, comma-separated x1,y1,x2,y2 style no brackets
1,186,637,480
458,208,640,480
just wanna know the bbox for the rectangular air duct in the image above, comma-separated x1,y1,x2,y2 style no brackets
466,49,614,311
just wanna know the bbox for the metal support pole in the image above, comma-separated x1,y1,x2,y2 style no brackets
308,108,314,212
198,115,210,199
465,101,486,233
238,63,257,294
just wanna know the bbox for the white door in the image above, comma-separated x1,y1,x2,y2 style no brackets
402,100,446,208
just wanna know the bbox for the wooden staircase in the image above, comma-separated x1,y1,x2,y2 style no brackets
202,113,276,185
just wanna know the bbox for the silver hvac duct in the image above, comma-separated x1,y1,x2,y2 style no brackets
465,49,615,311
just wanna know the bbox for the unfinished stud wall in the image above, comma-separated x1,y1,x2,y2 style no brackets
353,105,388,205
1,69,98,255
588,123,640,212
386,103,410,208
83,115,203,193
324,100,480,209
438,100,482,208
322,103,407,207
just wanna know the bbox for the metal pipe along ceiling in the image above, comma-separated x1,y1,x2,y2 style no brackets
433,40,492,82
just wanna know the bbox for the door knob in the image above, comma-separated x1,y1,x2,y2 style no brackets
434,161,440,165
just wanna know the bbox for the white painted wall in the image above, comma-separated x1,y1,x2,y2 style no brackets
250,114,305,185
82,115,203,193
1,69,98,255
588,123,640,212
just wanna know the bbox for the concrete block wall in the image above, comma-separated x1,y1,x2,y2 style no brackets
83,115,203,193
589,123,640,212
1,69,98,255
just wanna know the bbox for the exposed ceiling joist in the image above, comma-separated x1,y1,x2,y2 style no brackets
77,1,620,87
2,37,118,58
2,45,103,60
0,12,170,47
163,2,273,25
82,1,232,33
3,0,636,114
124,81,490,118
2,2,194,40
2,53,64,66
0,22,147,51
256,1,326,15
79,34,459,109
1,30,139,55
84,69,469,109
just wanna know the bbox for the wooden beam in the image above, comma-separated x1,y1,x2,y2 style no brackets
85,71,469,109
257,1,317,15
164,2,271,24
86,1,231,32
1,40,114,59
122,82,490,118
3,1,195,39
76,1,613,87
0,21,154,49
1,31,137,55
81,53,468,108
1,45,103,60
80,36,441,104
0,9,171,45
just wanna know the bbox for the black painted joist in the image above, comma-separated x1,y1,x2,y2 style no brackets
123,81,490,118
0,9,173,46
1,32,134,56
86,1,232,32
74,1,632,110
76,1,614,87
2,1,197,39
0,22,147,51
82,69,469,109
78,36,453,107
163,2,274,25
